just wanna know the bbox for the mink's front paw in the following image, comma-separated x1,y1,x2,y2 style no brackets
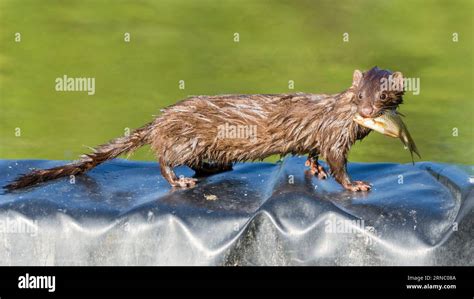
343,181,371,192
172,177,198,188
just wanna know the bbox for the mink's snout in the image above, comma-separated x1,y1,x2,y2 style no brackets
358,105,375,118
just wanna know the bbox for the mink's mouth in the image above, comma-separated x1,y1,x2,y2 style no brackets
356,112,383,119
371,111,385,118
364,108,396,119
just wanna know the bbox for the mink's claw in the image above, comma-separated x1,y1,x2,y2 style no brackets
344,181,371,192
305,157,328,180
172,177,198,188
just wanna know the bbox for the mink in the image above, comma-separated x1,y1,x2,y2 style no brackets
5,67,406,192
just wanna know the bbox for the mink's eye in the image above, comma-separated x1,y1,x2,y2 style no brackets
358,93,363,99
380,93,387,100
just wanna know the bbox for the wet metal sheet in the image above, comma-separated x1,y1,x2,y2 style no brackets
0,157,472,266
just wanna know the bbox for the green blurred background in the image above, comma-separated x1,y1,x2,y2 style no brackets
0,0,472,164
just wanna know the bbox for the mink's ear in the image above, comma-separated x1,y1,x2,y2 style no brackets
352,69,363,87
392,72,404,91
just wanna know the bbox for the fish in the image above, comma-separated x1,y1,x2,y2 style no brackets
353,110,421,164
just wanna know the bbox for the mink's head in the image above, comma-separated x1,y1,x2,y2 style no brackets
351,66,405,118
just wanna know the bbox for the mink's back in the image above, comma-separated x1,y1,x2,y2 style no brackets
149,92,362,167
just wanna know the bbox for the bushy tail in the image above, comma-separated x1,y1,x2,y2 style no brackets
4,122,155,191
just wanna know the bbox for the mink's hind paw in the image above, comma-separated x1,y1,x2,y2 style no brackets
305,157,328,180
343,181,371,192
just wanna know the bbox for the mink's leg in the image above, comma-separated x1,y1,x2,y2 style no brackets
159,158,197,188
191,162,233,177
305,153,328,179
325,153,371,192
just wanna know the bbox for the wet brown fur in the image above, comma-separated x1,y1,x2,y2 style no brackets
5,67,405,192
